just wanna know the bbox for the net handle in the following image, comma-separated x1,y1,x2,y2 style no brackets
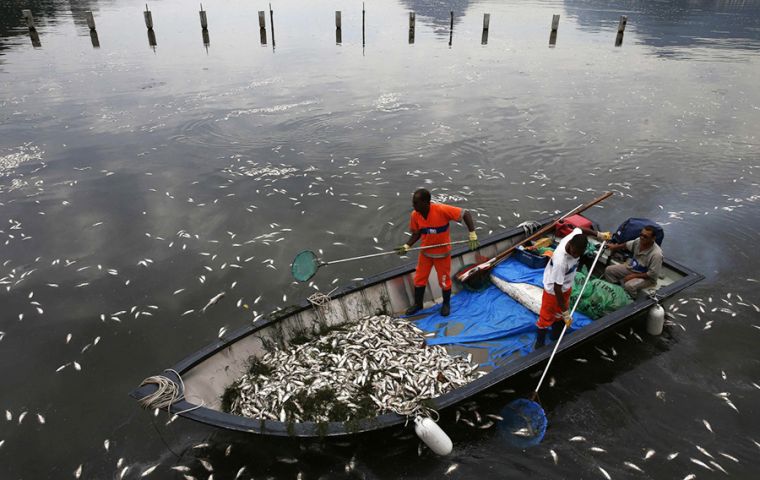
533,241,607,395
321,240,469,266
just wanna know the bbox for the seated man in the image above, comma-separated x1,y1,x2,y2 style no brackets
603,225,663,298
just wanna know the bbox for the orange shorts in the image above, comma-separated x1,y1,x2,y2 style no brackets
414,254,452,290
536,288,572,329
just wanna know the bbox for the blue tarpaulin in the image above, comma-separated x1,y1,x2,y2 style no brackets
413,258,593,367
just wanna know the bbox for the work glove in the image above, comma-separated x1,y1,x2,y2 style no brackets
597,231,612,241
395,244,410,256
561,310,573,328
468,231,479,251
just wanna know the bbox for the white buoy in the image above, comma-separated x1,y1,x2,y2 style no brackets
414,416,452,456
647,304,665,335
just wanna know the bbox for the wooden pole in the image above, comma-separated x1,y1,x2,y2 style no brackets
258,11,266,30
551,14,560,32
448,11,453,47
362,3,365,47
30,29,41,47
269,3,275,48
409,12,415,44
481,13,490,45
85,11,96,31
147,28,157,50
22,10,35,30
144,5,153,30
617,15,627,34
335,11,341,29
90,29,100,48
199,4,208,30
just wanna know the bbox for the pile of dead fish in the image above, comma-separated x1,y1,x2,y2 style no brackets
225,314,484,423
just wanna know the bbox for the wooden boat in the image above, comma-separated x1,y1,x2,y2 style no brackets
130,215,703,437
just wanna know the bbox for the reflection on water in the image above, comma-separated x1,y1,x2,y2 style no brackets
1,0,760,479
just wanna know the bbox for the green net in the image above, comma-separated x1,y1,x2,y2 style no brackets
569,266,632,320
292,250,320,282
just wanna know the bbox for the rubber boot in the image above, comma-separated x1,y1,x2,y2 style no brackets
440,289,452,317
534,329,548,350
551,321,564,340
406,286,426,315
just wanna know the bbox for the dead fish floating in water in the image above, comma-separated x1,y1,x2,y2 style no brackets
202,292,225,312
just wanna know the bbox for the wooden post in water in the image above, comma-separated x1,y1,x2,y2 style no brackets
269,3,275,49
85,11,96,31
448,11,453,47
481,14,490,45
258,11,266,45
30,29,41,47
144,5,154,30
22,10,36,30
549,14,559,46
199,4,208,31
90,29,100,48
408,12,415,44
362,3,365,48
335,11,342,44
615,15,626,46
147,28,157,51
617,15,627,34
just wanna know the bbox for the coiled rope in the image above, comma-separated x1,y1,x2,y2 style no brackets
137,368,203,414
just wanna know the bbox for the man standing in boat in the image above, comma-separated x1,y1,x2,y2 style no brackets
396,188,478,317
534,226,610,349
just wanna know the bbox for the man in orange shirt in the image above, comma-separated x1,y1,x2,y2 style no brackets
396,188,478,317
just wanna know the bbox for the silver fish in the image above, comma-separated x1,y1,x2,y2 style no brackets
202,292,225,312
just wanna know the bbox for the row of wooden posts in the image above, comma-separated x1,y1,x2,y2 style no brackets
20,6,629,50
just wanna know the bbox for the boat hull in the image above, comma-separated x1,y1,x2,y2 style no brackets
130,217,703,437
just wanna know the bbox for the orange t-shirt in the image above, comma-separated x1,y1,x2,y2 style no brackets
410,203,463,257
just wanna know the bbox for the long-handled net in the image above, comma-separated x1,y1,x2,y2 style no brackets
291,241,469,283
501,241,607,447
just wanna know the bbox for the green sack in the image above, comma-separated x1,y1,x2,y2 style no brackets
569,266,632,320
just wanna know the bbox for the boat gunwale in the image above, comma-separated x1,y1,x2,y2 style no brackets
130,216,704,437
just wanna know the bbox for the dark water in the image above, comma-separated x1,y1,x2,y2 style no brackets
1,0,760,478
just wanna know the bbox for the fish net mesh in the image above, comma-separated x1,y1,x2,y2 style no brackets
499,398,547,448
292,250,319,282
570,266,632,319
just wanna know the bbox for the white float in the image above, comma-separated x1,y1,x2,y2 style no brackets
647,303,665,335
414,416,452,456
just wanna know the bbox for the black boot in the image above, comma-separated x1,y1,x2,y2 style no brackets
534,329,547,350
406,286,426,315
551,321,564,340
440,289,452,317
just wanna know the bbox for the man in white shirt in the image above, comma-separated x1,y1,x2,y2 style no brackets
534,227,601,349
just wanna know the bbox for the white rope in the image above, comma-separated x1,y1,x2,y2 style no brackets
517,220,542,236
137,369,204,413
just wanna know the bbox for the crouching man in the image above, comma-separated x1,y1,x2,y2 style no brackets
534,229,590,350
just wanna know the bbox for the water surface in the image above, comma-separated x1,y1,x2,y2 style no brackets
1,0,760,478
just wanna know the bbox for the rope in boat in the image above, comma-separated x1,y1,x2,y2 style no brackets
517,220,542,236
307,287,339,323
137,368,204,414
